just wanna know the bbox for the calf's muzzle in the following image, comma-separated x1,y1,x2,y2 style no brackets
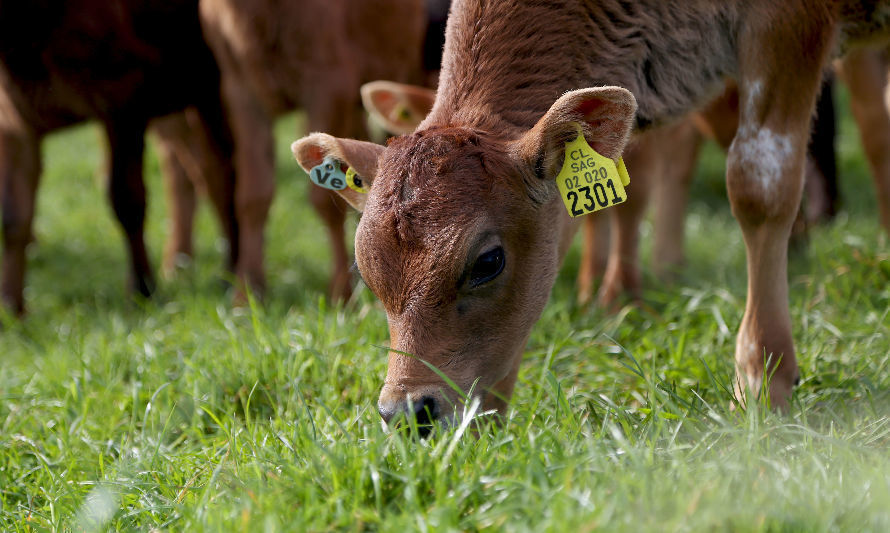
378,394,440,436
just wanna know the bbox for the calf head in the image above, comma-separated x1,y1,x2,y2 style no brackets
293,87,636,430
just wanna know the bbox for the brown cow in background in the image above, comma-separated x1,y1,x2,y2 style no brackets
0,0,238,315
179,0,427,301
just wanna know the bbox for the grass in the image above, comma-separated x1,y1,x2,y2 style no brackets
1,89,889,531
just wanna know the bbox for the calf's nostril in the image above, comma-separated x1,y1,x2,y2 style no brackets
413,396,439,427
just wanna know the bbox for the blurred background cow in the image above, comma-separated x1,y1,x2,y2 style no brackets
0,0,440,314
0,0,238,315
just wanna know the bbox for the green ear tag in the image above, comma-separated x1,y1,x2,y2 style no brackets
309,156,347,191
394,103,413,122
345,167,369,193
555,124,630,217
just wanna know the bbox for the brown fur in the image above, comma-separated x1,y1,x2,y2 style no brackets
0,0,237,315
190,0,426,301
151,110,238,277
837,46,890,231
591,76,843,307
296,0,890,423
361,79,844,303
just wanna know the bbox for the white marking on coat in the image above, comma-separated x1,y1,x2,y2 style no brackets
744,79,763,119
729,127,793,193
730,79,793,194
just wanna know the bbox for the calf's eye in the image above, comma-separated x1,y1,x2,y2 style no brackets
469,246,505,287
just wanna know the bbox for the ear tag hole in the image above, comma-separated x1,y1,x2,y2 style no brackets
309,155,348,191
346,167,369,194
555,122,631,218
395,104,412,121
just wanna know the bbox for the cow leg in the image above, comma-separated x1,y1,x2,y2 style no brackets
163,148,197,273
576,212,609,306
652,118,703,279
804,77,838,223
105,118,154,298
597,131,655,308
153,114,199,275
155,105,239,278
305,86,364,302
837,47,890,234
727,27,831,409
0,129,40,315
191,100,239,274
224,79,274,300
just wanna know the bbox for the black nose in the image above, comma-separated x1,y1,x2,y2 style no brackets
378,396,439,436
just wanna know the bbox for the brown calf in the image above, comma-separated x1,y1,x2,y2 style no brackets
0,0,237,315
191,0,425,301
295,0,890,426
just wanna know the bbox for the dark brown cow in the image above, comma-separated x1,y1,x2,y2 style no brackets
0,0,238,315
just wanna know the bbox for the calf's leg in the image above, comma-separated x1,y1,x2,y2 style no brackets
581,118,700,306
0,129,40,315
192,99,240,274
576,212,609,306
838,47,890,234
155,105,240,278
225,79,274,299
153,114,199,275
597,130,655,308
727,24,832,409
652,118,703,279
105,118,154,298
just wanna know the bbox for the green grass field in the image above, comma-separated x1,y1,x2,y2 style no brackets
2,93,889,531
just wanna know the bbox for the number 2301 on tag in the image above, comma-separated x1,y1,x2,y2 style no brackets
556,130,630,218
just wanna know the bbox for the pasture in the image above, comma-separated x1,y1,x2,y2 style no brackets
2,92,889,530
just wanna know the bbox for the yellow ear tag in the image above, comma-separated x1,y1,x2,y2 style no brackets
616,156,631,188
556,124,630,217
345,167,369,193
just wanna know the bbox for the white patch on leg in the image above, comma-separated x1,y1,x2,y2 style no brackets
729,128,793,194
729,80,794,196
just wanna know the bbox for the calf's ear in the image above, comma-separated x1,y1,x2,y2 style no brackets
513,87,637,181
292,134,385,212
361,80,436,135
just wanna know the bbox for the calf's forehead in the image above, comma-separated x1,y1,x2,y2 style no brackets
362,128,521,242
354,128,522,308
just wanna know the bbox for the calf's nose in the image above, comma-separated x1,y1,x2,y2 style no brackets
378,395,440,434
